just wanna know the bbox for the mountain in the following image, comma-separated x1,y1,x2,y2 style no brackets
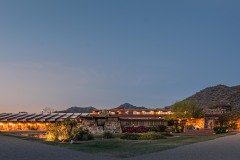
115,103,148,109
185,85,240,110
58,106,96,113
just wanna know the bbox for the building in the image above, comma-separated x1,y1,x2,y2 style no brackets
203,105,232,128
80,109,173,133
0,109,173,132
3,106,232,132
0,112,81,131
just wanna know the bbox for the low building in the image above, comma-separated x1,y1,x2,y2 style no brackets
203,105,232,128
80,109,173,133
0,112,81,131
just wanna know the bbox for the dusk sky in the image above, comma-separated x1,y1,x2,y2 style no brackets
0,0,239,113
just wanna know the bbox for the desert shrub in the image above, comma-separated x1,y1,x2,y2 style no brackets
29,126,37,130
161,132,174,137
46,120,92,142
213,126,228,134
229,122,238,130
139,132,165,140
88,133,94,140
173,125,184,133
82,134,89,141
46,132,57,141
149,125,167,132
103,131,113,139
122,126,148,133
46,123,57,141
120,132,165,140
77,129,94,141
120,133,140,140
71,127,83,141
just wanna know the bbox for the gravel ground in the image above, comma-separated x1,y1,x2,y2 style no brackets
0,135,116,160
129,133,240,160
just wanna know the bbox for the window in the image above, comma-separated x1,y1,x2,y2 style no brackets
139,121,144,126
8,124,12,130
126,121,132,126
133,111,140,115
160,121,165,125
133,121,138,126
145,112,150,115
149,121,153,126
110,112,115,115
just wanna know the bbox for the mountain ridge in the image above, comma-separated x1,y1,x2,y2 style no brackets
185,84,240,110
114,103,148,110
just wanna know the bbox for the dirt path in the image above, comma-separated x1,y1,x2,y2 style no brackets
0,135,116,160
129,133,240,160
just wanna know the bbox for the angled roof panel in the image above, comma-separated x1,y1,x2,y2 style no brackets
0,113,8,117
0,113,17,121
37,113,58,122
10,113,36,122
7,113,28,121
27,114,50,122
47,113,67,122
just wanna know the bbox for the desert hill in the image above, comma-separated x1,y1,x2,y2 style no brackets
185,84,240,110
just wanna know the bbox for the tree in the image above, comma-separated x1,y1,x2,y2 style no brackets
42,107,55,113
166,100,203,120
165,100,203,133
46,120,77,142
218,111,240,127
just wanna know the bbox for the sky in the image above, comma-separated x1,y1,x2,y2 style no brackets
0,0,239,113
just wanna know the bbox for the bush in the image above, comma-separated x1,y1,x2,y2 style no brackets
213,126,228,134
161,132,174,137
78,129,94,141
103,131,113,139
71,127,83,141
88,134,94,140
46,120,94,142
122,126,148,133
229,122,238,130
46,132,57,141
173,125,184,133
81,134,88,140
149,125,167,132
120,133,140,140
120,132,165,140
139,132,165,140
29,126,37,130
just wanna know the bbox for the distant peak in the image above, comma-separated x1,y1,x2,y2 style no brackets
115,103,148,109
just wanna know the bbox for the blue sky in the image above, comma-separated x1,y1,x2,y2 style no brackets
0,0,239,112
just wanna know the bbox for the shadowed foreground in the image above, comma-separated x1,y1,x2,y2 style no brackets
1,134,240,160
130,133,240,160
0,135,115,160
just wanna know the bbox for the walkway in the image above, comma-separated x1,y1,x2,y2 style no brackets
130,133,240,160
0,135,115,160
